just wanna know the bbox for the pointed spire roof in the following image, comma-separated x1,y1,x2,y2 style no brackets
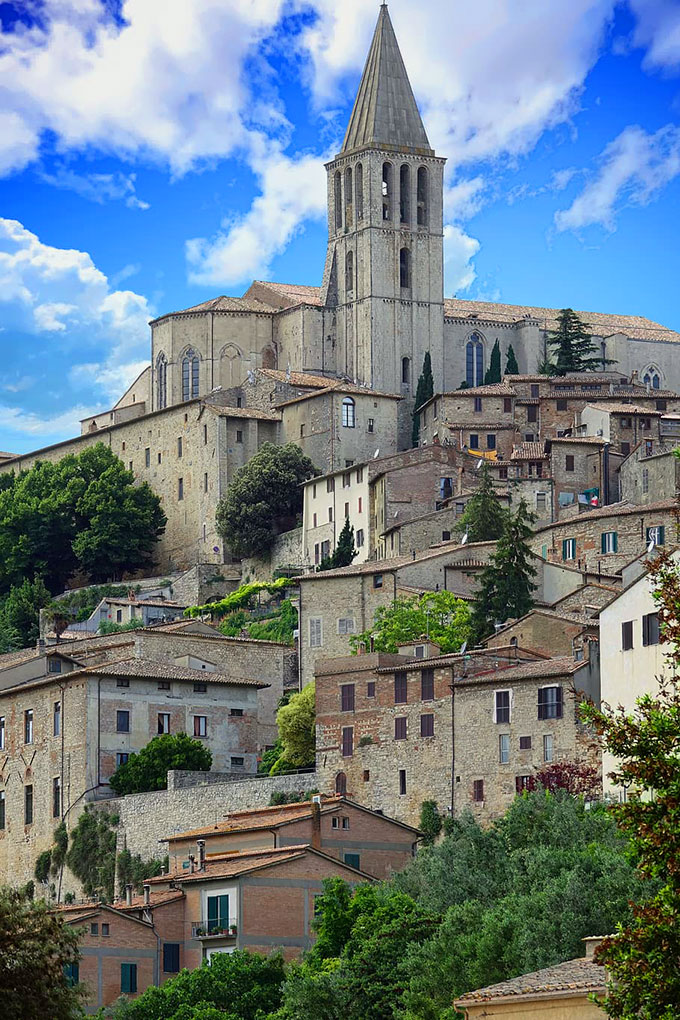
341,4,433,157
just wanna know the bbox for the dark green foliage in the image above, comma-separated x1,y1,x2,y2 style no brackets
505,344,519,375
34,822,69,885
350,591,471,655
419,801,442,846
318,518,357,571
66,807,118,901
546,307,603,375
47,583,140,625
484,340,501,384
98,619,145,635
109,733,212,796
0,576,51,647
412,352,435,447
0,444,165,596
117,849,167,893
471,498,537,641
0,886,85,1019
215,443,318,557
269,789,320,806
100,949,286,1019
454,462,507,543
34,850,52,884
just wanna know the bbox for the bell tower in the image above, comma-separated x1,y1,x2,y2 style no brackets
321,3,445,445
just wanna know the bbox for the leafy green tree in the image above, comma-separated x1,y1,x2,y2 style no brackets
319,518,357,571
67,807,118,901
99,949,286,1019
216,443,318,558
412,351,435,447
580,553,680,1018
0,599,21,652
419,801,442,846
350,591,471,655
0,886,84,1019
471,498,537,641
274,682,316,769
0,576,52,646
484,339,501,384
109,733,212,796
505,344,519,375
546,307,602,376
116,848,165,893
454,462,507,543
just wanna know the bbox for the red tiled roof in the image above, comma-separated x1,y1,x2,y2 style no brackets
455,956,605,1004
77,656,268,688
167,797,339,841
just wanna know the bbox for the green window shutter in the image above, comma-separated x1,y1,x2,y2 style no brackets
659,526,665,545
121,963,137,994
601,533,606,554
613,532,618,552
344,853,361,870
562,539,567,560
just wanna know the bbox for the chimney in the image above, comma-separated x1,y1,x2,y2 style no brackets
197,839,206,872
125,884,133,906
143,884,150,906
583,936,606,960
310,800,322,850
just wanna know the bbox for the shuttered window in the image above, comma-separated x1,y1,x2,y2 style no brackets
642,612,660,647
121,964,137,994
341,727,354,757
340,684,355,712
394,672,407,704
421,669,434,701
537,686,563,720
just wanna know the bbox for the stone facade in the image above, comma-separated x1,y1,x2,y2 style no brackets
619,446,680,506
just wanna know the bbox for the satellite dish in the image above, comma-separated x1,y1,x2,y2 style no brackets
461,532,468,545
460,641,467,656
373,449,380,458
477,459,483,469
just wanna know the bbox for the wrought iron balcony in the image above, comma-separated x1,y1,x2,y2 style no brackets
191,918,238,939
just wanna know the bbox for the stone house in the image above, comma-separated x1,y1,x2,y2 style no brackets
164,796,419,880
619,444,680,506
68,595,188,635
303,461,371,565
545,436,617,511
579,401,662,455
530,499,677,574
484,608,598,658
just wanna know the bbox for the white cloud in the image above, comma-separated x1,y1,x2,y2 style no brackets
554,124,680,231
444,225,481,295
628,0,680,72
0,217,152,401
0,403,98,442
39,168,150,208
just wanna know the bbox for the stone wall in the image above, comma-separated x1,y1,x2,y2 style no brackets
241,528,305,582
104,769,320,862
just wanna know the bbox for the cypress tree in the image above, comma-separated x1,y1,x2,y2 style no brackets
318,518,357,571
484,340,502,384
547,308,602,376
455,462,507,543
471,498,537,641
505,344,519,375
412,352,434,447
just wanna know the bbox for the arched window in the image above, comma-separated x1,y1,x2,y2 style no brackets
156,352,167,410
400,164,410,224
401,357,411,386
417,166,428,226
345,251,354,295
399,247,411,289
335,170,342,230
345,166,353,227
219,344,243,389
382,162,393,220
466,333,484,387
182,349,200,401
356,163,364,220
643,367,661,389
335,772,347,796
342,396,356,428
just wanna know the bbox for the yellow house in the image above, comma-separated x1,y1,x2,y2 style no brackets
454,938,606,1018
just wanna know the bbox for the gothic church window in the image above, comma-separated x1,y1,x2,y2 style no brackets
400,164,410,224
345,251,354,295
417,167,428,226
466,333,484,387
156,353,167,409
643,366,661,389
335,171,343,230
342,396,356,428
382,162,393,220
345,167,353,227
182,349,200,401
356,163,364,220
399,247,411,289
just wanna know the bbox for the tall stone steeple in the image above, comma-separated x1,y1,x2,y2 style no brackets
321,3,445,449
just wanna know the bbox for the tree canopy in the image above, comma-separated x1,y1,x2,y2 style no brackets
350,591,471,655
546,308,603,375
109,733,213,795
0,444,166,596
471,498,537,641
274,682,316,770
412,352,435,447
454,462,507,543
215,443,318,558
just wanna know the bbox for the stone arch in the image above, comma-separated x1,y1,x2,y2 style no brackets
219,343,244,389
335,772,347,795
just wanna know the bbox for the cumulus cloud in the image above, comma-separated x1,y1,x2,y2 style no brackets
0,217,152,402
444,225,481,296
628,0,680,72
0,403,98,444
39,168,150,208
554,124,680,231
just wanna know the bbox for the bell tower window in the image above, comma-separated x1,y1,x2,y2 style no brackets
335,170,343,230
345,251,354,296
399,247,411,289
417,167,428,226
401,357,411,386
356,163,364,220
182,349,200,402
345,167,353,228
466,334,484,387
156,353,167,410
382,162,393,220
400,164,410,224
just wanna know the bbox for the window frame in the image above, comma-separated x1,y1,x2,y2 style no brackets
494,689,511,724
537,685,563,720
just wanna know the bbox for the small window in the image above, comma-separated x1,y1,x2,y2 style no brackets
341,727,353,757
373,574,383,589
474,396,482,413
236,430,243,444
565,455,575,472
421,668,434,700
356,528,365,547
336,771,347,794
495,690,511,724
399,247,411,289
527,405,538,423
0,716,4,751
309,618,323,648
486,434,496,450
163,943,180,974
519,736,532,750
158,681,171,691
344,852,361,870
367,681,376,698
399,769,406,796
328,507,333,523
515,775,532,793
363,769,370,782
178,477,184,501
342,397,356,428
64,963,79,988
193,682,207,693
116,678,130,688
342,816,350,829
469,434,479,449
562,538,576,562
230,708,244,717
0,790,5,830
332,816,339,829
121,963,137,995
642,612,660,647
556,398,568,411
24,709,33,744
90,923,99,936
48,656,62,674
473,779,484,803
646,525,665,547
368,417,375,433
543,733,554,762
53,776,61,818
177,437,183,458
53,701,61,737
116,752,129,768
401,357,411,386
338,618,355,635
538,686,563,720
499,733,510,764
622,620,634,650
601,531,618,554
102,923,110,936
420,714,435,737
530,384,540,398
117,710,130,733
203,423,208,443
327,478,335,493
158,712,170,734
621,441,630,457
340,684,355,712
394,717,407,740
24,784,33,825
344,501,350,518
503,397,512,413
231,756,245,767
193,715,207,737
394,672,407,704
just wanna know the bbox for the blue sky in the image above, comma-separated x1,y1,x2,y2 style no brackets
1,0,679,454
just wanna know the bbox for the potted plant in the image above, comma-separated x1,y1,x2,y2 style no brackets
230,923,237,935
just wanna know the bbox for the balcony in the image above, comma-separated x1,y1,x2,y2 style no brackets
191,918,238,939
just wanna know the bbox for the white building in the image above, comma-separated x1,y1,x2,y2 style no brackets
302,463,370,566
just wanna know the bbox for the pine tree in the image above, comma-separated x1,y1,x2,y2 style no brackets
484,340,502,384
412,352,435,447
505,344,519,375
455,462,507,543
318,517,357,571
471,498,537,641
547,308,602,376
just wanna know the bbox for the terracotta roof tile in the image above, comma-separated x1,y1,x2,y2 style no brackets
534,498,677,531
585,402,663,416
167,797,339,841
275,383,402,407
511,442,547,460
258,368,336,388
152,295,275,319
204,405,282,421
78,657,269,688
455,956,605,1004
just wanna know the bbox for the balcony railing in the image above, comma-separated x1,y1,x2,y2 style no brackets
192,918,238,939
